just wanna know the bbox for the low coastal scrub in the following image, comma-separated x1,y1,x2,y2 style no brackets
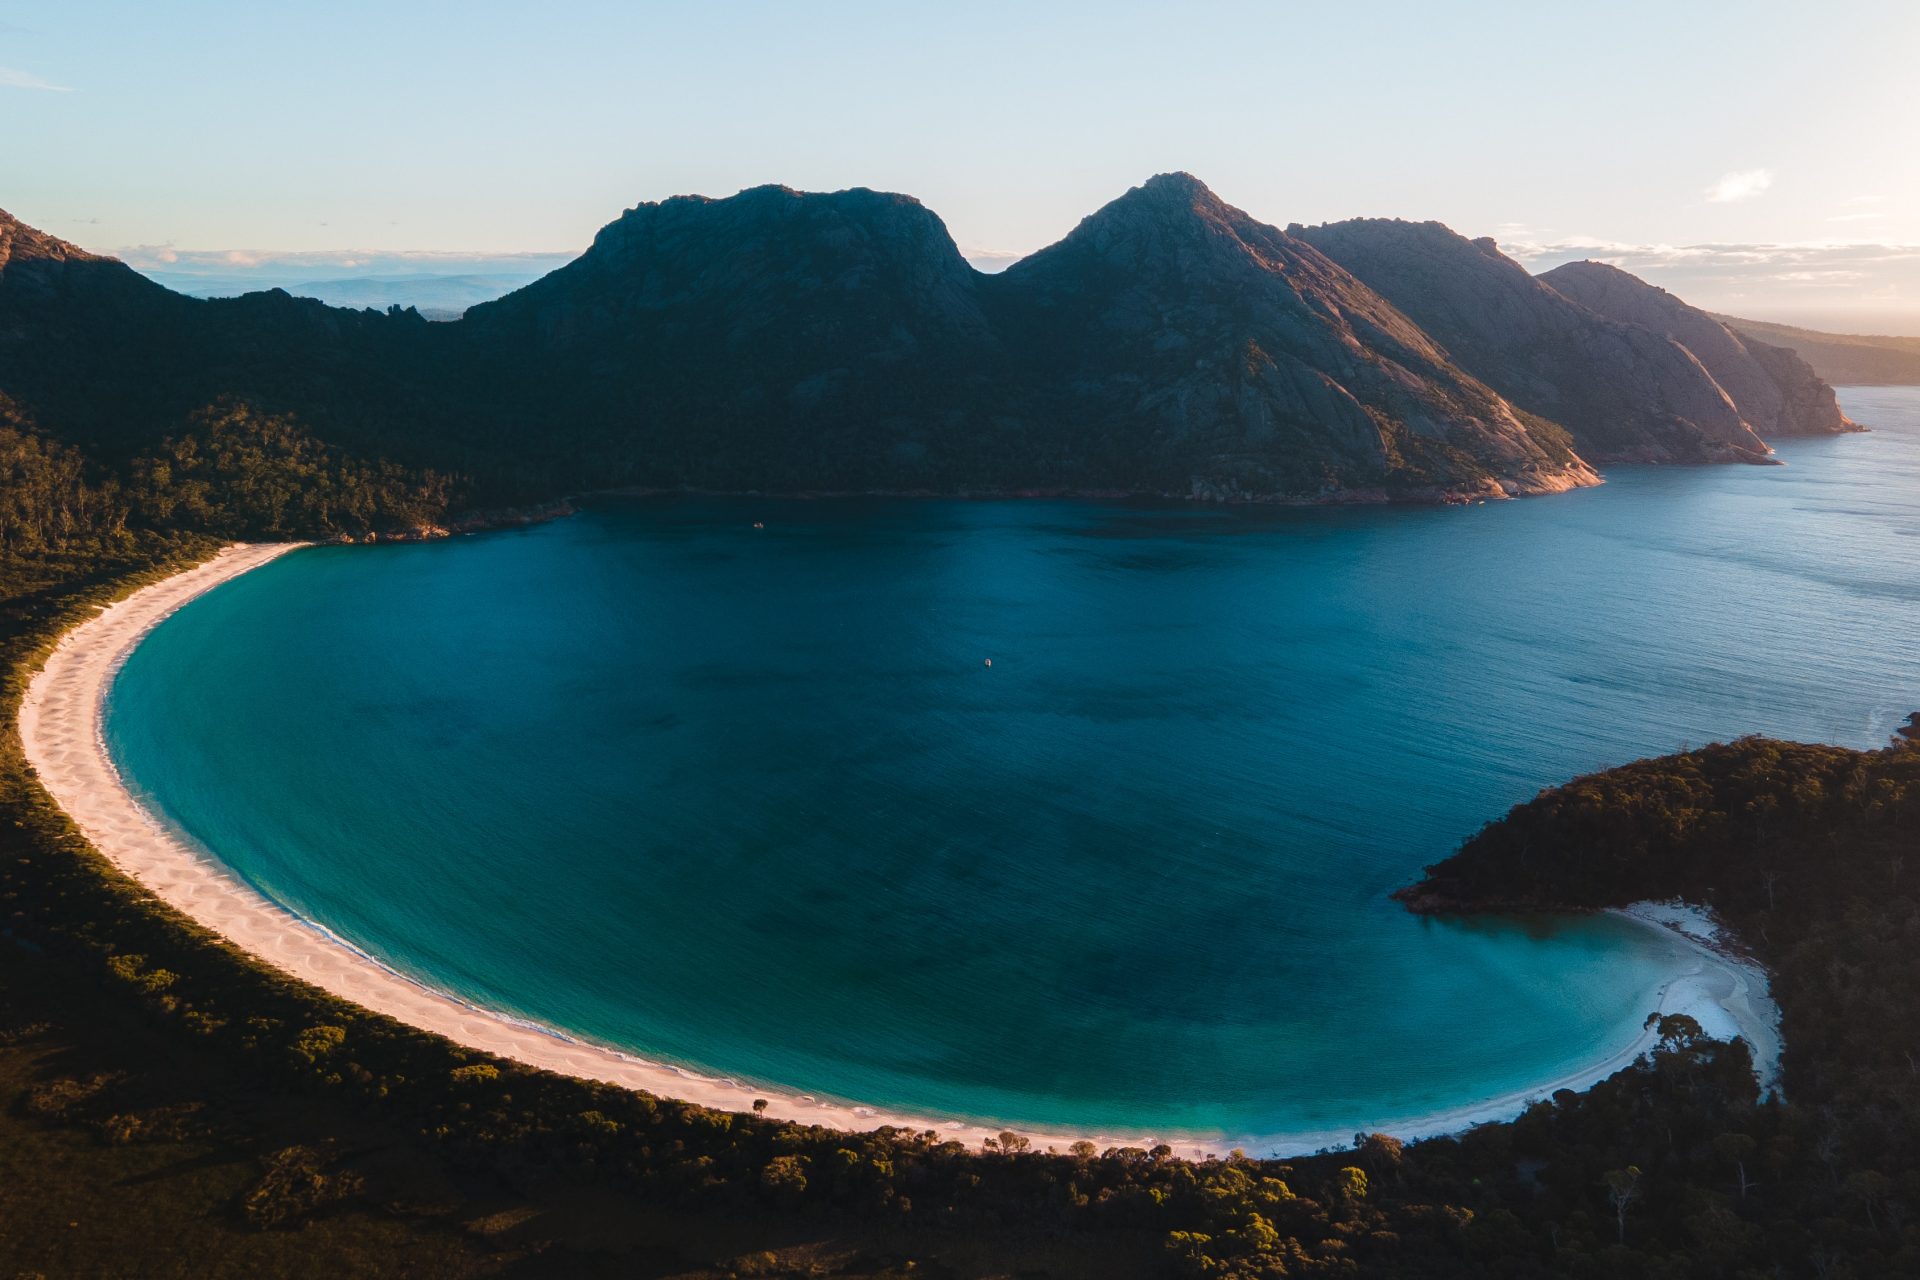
4,532,1920,1275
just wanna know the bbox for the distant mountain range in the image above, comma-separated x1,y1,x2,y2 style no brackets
0,174,1865,529
1711,315,1920,387
276,274,551,321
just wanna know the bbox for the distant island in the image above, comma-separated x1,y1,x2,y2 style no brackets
0,173,1860,544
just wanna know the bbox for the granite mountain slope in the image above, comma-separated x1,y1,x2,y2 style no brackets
1294,218,1779,464
1542,259,1856,438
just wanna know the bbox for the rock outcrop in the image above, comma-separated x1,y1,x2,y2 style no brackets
1294,219,1773,464
1542,260,1856,438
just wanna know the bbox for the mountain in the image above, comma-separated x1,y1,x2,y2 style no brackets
1542,261,1856,437
0,181,1866,537
460,184,1009,493
978,174,1592,500
1711,314,1920,386
1292,219,1772,463
459,175,1595,500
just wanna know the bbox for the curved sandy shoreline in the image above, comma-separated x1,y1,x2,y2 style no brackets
17,542,1783,1159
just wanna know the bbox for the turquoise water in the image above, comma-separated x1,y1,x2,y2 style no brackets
106,388,1920,1142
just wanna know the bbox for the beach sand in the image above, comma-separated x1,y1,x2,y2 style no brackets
17,542,1785,1158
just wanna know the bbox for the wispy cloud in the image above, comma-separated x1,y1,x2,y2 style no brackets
0,65,71,91
1704,168,1774,204
1504,238,1920,273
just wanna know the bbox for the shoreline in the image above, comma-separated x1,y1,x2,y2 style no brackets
17,542,1782,1159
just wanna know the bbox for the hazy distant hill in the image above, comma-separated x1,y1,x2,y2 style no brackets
1712,314,1920,386
0,177,1868,535
283,273,545,320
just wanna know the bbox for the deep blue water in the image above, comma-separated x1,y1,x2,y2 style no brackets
106,388,1920,1141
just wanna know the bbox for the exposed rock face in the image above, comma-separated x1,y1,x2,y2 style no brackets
1294,219,1773,464
1542,260,1856,437
980,174,1594,499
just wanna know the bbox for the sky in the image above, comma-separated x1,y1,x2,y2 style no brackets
4,0,1918,330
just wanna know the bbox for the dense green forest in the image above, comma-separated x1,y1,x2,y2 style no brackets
0,390,457,549
2,442,1919,1274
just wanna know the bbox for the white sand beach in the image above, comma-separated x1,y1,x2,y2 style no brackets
16,542,1785,1159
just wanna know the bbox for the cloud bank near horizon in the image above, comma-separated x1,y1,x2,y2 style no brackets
108,237,1920,335
117,246,578,311
1501,237,1920,331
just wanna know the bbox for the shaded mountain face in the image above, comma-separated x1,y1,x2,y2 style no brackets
458,184,1008,492
0,207,446,457
1542,260,1856,437
1293,219,1773,464
981,174,1593,499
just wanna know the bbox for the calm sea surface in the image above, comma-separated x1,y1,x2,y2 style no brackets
107,388,1920,1141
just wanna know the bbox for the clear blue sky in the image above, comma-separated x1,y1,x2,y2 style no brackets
4,0,1918,326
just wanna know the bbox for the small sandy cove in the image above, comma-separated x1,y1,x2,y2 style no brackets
17,542,1784,1159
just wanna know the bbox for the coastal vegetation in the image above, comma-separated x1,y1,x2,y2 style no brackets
3,489,1920,1273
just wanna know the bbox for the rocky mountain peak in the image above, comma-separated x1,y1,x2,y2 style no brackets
0,210,104,274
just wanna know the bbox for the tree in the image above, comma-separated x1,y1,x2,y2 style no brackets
1845,1169,1892,1231
1603,1166,1642,1244
1354,1132,1406,1184
759,1154,809,1207
1645,1011,1704,1052
1714,1133,1758,1199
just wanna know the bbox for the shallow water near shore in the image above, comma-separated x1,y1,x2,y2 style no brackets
105,388,1920,1143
